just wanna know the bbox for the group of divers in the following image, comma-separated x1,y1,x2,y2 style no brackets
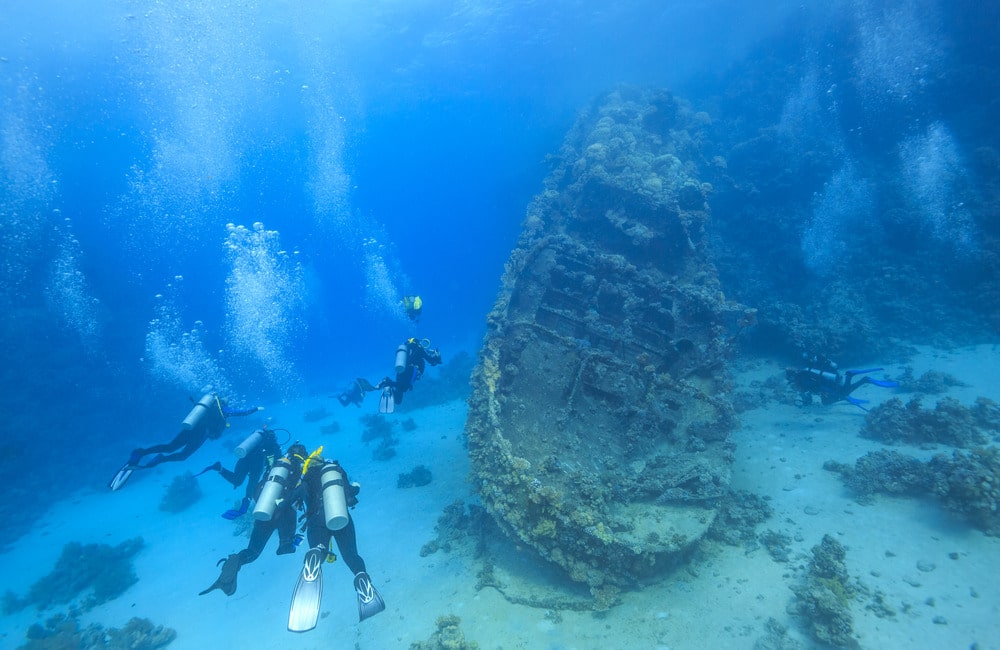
105,283,898,635
107,296,442,633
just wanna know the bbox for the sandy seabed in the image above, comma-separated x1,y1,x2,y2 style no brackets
1,344,998,649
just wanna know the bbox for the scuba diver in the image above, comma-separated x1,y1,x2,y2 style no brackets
195,425,285,519
372,338,442,413
200,443,384,627
786,354,898,410
199,443,311,597
336,378,375,408
109,392,264,491
401,295,423,321
288,450,385,630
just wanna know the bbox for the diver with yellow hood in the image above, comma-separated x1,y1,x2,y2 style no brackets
402,294,423,321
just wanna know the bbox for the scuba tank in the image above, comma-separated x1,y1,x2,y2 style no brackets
394,344,409,375
253,457,293,521
181,393,217,430
320,462,349,531
234,430,264,458
804,368,839,383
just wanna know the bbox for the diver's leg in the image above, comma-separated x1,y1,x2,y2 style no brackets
274,505,299,555
331,516,367,575
237,520,276,565
142,429,194,455
199,520,273,597
227,457,252,487
141,430,205,466
305,514,333,553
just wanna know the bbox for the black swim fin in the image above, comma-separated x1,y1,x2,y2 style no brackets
288,546,324,632
354,571,385,622
199,554,242,596
194,461,222,477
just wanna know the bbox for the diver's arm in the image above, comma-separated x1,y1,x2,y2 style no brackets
223,405,263,418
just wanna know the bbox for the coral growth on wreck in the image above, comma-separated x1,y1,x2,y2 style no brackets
467,87,751,590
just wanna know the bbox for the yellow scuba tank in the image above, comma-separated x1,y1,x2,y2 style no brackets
253,457,293,521
181,393,217,430
394,344,408,375
234,430,264,458
320,461,349,531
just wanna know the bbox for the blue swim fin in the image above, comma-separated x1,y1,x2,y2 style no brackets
867,378,899,388
222,497,251,520
845,395,869,410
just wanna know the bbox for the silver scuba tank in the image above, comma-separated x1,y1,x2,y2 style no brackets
806,368,839,383
181,393,216,430
234,430,264,458
320,462,349,531
253,457,293,521
394,344,408,375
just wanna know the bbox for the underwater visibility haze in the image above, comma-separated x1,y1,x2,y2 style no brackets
1,0,999,648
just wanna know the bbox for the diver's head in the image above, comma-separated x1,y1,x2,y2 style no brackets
287,442,308,462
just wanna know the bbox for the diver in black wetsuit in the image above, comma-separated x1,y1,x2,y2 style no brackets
337,379,370,407
786,354,898,410
297,455,366,575
197,426,284,519
200,444,382,622
199,443,309,596
292,451,385,623
128,393,263,469
374,338,443,406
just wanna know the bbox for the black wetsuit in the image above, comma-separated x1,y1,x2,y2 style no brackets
786,360,891,408
135,397,259,468
297,460,366,574
199,453,304,596
337,380,366,408
218,431,283,501
377,340,442,405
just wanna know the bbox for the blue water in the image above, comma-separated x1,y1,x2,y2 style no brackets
1,0,997,642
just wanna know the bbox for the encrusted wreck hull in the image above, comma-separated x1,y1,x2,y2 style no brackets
466,88,751,589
